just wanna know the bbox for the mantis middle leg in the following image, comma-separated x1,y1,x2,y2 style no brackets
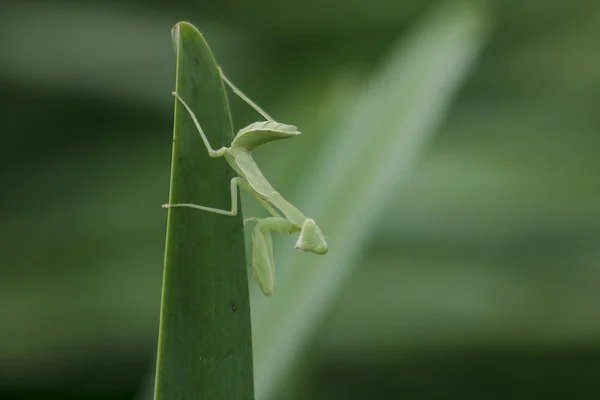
163,177,247,216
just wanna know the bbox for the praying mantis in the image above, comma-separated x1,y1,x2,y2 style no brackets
163,69,328,296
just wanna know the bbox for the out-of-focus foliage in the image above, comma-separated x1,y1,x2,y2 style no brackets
251,4,488,398
1,0,600,399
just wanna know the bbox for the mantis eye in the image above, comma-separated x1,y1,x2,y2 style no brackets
295,219,328,255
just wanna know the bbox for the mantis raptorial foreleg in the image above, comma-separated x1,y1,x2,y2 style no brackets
244,217,259,226
248,191,282,219
250,217,299,296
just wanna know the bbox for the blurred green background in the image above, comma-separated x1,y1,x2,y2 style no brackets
2,0,600,399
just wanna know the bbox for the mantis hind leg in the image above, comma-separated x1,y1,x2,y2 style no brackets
250,217,299,296
163,177,247,216
218,67,274,121
172,91,228,157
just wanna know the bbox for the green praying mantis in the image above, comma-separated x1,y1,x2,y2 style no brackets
163,69,328,296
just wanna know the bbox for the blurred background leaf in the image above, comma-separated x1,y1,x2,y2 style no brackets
250,3,489,398
1,0,600,399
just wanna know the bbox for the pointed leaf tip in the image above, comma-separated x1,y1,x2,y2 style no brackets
170,24,180,52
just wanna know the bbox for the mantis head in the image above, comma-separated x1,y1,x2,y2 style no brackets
295,219,328,255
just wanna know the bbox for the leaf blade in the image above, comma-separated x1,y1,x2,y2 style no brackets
154,22,254,400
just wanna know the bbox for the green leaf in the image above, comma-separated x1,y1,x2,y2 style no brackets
251,2,490,398
154,22,254,400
